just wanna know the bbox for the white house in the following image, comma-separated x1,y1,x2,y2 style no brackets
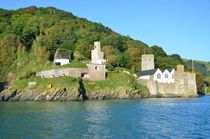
138,68,175,83
54,49,71,66
139,68,163,82
162,69,175,83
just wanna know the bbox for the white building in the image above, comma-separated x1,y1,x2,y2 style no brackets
138,54,175,83
91,41,106,64
138,68,175,83
54,49,71,66
162,69,175,83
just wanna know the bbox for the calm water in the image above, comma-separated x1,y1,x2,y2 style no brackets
0,96,210,138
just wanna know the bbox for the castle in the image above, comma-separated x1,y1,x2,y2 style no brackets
36,42,197,97
138,54,197,97
36,41,106,81
86,41,106,81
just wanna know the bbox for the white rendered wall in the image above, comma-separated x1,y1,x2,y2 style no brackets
162,69,175,83
153,69,163,83
54,59,70,66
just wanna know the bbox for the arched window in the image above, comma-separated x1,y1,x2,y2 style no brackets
157,73,161,79
165,74,168,78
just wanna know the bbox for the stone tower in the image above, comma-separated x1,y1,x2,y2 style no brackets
91,41,105,64
87,41,106,81
141,54,154,71
174,65,186,95
185,73,197,95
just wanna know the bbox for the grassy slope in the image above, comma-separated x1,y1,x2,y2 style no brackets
83,68,148,93
184,59,210,81
11,68,148,94
12,76,79,89
194,60,210,81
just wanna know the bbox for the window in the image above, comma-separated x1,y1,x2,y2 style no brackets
157,73,161,79
165,74,168,78
95,66,98,70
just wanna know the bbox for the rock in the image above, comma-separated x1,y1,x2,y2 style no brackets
28,82,37,88
0,90,17,101
0,85,150,101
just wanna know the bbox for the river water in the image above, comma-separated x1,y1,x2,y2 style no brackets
0,96,210,138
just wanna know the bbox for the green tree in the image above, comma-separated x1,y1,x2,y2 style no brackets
102,45,118,66
124,47,141,71
151,45,167,57
0,34,25,65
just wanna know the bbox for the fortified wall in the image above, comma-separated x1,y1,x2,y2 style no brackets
138,54,197,97
158,71,197,97
36,68,88,78
138,71,197,97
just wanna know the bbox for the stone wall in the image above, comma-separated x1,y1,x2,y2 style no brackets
137,71,197,97
185,72,197,94
138,78,158,96
87,63,106,81
157,82,175,95
36,68,88,78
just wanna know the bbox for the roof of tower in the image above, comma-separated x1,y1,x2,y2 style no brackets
54,48,71,59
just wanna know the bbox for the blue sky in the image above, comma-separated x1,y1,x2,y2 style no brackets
1,0,210,61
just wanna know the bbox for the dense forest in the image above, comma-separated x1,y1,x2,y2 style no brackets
0,6,208,92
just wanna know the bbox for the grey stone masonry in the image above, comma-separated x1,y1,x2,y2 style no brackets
36,68,88,78
141,54,154,71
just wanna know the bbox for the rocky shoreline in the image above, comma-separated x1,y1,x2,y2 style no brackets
0,87,150,101
0,87,198,101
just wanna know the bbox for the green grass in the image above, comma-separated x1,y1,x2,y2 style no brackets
11,52,87,80
38,60,87,71
196,60,210,71
83,70,147,93
9,54,147,93
12,76,79,89
206,87,210,93
11,67,148,95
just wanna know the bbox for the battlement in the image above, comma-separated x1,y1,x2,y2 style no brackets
139,53,197,97
185,72,196,76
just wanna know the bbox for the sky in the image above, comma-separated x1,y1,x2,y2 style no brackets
1,0,210,61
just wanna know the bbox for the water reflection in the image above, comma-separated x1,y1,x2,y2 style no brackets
83,101,111,138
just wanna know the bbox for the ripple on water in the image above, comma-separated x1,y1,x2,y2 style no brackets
0,97,210,138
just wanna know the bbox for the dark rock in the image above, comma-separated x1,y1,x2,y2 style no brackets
2,90,17,101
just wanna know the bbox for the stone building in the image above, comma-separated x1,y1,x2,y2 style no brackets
141,54,154,71
37,41,106,81
138,54,197,97
91,41,106,64
87,41,106,81
54,49,71,66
